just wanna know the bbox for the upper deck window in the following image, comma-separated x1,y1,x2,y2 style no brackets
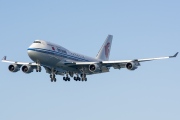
34,41,41,43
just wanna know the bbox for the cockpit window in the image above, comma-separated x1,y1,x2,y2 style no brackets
34,41,41,43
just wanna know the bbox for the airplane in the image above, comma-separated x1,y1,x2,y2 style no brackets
2,35,178,82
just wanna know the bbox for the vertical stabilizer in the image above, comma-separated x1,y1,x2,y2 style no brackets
96,35,113,61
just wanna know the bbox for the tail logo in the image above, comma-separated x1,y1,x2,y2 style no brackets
105,42,110,58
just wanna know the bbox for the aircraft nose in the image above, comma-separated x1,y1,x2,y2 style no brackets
27,42,39,62
27,48,35,61
27,40,46,62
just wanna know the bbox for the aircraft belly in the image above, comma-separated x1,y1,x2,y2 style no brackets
41,54,79,72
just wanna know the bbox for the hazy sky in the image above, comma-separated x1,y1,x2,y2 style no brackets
0,0,180,120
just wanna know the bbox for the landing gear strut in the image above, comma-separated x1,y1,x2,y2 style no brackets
50,68,56,82
80,67,87,81
81,74,87,81
36,66,41,72
36,61,41,72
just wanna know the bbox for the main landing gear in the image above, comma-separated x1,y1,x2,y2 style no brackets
73,76,81,81
62,73,87,82
62,72,70,81
49,69,88,82
72,67,87,81
73,74,87,81
63,77,70,81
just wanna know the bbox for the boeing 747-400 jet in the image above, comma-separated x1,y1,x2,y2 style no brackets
2,35,178,82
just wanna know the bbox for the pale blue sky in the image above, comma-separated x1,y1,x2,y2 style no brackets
0,0,180,120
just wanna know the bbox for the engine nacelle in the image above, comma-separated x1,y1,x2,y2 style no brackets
89,64,101,72
126,62,138,70
22,65,33,73
8,64,20,72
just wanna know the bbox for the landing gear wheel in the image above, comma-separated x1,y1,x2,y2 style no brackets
74,76,81,81
63,76,70,81
36,67,41,72
50,78,56,82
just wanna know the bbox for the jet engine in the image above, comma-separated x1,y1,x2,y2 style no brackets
8,64,20,72
89,64,101,72
22,65,34,73
126,62,138,70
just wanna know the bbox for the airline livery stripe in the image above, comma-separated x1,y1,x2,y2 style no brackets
27,48,89,62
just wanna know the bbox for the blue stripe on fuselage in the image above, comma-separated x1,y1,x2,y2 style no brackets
27,48,89,62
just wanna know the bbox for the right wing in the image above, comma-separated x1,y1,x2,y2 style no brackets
64,52,178,71
102,52,179,64
2,56,39,73
2,56,37,65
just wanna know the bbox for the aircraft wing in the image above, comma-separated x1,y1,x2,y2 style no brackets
102,52,179,64
137,52,178,62
66,52,178,69
2,52,178,74
1,56,37,66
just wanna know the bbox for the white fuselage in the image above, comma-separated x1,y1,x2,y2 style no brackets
27,40,100,72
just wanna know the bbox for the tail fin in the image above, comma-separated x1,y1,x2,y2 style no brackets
96,35,113,61
2,56,6,60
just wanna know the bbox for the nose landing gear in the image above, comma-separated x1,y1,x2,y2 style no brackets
50,74,56,82
50,68,57,82
36,61,41,72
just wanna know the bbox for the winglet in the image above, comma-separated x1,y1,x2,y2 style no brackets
2,56,7,60
170,52,178,58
